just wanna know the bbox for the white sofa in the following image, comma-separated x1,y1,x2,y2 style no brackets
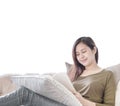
0,63,120,106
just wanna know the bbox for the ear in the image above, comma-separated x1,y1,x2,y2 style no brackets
93,46,97,54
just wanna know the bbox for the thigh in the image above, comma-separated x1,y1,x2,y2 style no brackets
31,94,67,106
22,87,67,106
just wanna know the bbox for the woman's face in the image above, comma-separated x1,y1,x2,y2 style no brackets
75,42,96,67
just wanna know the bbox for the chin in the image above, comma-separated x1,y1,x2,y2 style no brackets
82,62,90,67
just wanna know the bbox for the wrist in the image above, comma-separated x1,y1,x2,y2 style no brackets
78,96,96,106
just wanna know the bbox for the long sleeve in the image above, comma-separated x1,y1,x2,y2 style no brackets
96,72,116,106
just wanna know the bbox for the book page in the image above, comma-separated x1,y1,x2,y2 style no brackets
52,72,76,93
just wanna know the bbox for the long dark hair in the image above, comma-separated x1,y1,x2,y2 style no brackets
72,36,99,79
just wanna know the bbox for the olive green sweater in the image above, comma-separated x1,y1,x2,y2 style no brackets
73,70,116,106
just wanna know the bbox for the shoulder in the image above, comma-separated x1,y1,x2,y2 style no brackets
99,69,115,81
102,69,115,83
101,69,114,76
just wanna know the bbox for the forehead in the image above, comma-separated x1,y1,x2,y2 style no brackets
76,43,89,51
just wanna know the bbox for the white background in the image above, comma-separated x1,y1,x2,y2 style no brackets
0,0,120,75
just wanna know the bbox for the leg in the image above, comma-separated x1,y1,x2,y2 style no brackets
0,86,66,106
22,87,67,106
0,87,23,106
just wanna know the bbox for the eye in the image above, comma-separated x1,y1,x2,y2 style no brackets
81,50,86,53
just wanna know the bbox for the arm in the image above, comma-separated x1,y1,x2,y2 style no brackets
95,72,116,106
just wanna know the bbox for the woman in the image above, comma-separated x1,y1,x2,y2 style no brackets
68,36,116,106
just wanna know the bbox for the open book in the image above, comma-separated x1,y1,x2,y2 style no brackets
52,72,76,93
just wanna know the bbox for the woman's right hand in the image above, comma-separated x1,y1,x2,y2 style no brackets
73,92,96,106
73,91,83,101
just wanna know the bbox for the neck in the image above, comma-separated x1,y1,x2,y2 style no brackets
85,62,100,71
80,63,102,77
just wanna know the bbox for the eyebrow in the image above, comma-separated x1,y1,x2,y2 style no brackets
76,48,86,52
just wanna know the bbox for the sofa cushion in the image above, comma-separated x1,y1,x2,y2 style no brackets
11,74,82,106
0,75,17,96
106,64,120,85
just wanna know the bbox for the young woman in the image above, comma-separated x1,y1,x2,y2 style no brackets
68,36,116,106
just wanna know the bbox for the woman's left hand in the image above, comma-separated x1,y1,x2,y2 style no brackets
73,91,83,101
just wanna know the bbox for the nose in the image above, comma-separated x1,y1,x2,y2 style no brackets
77,54,84,61
80,54,85,59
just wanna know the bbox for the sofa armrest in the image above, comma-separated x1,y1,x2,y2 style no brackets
115,80,120,106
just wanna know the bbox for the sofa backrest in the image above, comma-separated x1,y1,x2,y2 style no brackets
106,64,120,86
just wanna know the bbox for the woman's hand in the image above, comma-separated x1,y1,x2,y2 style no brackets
73,91,83,101
73,92,96,106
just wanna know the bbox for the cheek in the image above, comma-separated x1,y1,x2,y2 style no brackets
89,54,95,61
76,56,79,61
76,56,81,63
